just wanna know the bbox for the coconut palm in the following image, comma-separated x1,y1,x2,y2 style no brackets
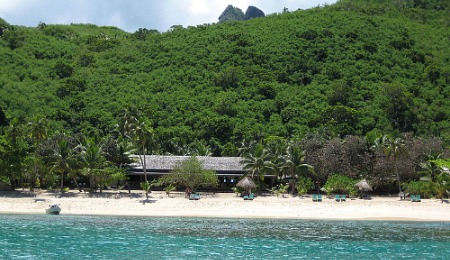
433,173,449,202
80,138,106,191
131,120,155,183
382,135,407,193
420,154,442,182
281,141,315,194
103,135,134,170
188,139,212,156
51,138,78,191
28,117,48,146
241,142,274,181
1,119,28,189
119,110,155,183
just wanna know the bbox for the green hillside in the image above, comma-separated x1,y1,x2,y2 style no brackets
1,0,449,155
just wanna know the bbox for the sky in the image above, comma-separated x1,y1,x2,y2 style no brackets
0,0,337,33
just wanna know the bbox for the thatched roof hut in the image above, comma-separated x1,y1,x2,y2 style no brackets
236,176,256,191
355,179,372,192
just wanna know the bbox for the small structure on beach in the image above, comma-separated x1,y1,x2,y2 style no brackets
237,176,256,195
355,180,372,192
355,179,372,199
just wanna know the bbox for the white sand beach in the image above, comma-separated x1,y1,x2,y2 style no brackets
1,190,449,221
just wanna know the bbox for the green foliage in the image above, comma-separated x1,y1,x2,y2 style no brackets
231,186,243,195
322,174,357,195
0,0,448,194
2,27,25,49
272,183,289,197
402,181,433,197
53,61,74,79
164,184,176,197
159,157,218,192
140,181,151,200
432,172,450,200
0,2,448,150
296,176,314,195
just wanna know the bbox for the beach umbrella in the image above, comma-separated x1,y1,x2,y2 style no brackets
237,176,256,194
355,179,372,192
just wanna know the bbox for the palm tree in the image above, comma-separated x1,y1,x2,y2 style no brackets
2,119,28,189
420,154,442,182
382,135,407,193
103,136,134,170
241,142,274,182
281,141,315,194
131,120,154,183
28,117,48,146
119,110,155,183
52,138,78,191
80,138,106,191
188,139,212,156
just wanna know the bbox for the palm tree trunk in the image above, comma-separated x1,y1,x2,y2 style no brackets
143,146,147,183
395,158,401,193
60,172,64,190
72,175,81,192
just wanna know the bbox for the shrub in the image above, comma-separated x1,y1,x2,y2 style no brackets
402,181,433,198
322,174,357,195
296,176,314,195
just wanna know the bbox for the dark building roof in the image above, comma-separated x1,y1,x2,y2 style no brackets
129,155,245,176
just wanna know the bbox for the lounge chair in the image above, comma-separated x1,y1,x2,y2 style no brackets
317,194,323,202
189,193,200,200
312,194,323,202
340,194,346,202
363,194,372,200
411,194,421,202
335,194,341,202
244,193,254,200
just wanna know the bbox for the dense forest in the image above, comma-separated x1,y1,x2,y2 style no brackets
0,0,449,194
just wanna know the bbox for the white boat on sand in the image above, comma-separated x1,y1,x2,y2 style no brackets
46,204,61,215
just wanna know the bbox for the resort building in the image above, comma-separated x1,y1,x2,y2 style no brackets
127,155,258,190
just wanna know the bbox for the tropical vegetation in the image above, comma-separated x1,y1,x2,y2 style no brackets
0,0,449,198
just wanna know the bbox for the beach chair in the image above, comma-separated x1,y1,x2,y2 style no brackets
363,194,372,200
312,194,318,202
411,194,421,202
340,195,346,202
335,194,341,202
317,194,323,202
189,193,200,200
244,193,254,200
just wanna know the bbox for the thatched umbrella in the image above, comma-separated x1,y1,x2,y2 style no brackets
355,179,372,199
237,176,256,195
355,179,372,192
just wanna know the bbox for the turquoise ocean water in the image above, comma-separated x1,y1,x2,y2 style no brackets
0,214,449,259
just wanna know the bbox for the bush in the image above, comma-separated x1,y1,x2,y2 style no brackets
296,176,314,195
402,181,433,198
322,174,357,195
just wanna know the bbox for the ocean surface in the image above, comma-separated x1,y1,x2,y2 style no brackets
0,214,449,259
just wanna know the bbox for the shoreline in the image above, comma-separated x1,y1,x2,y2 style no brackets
1,190,449,222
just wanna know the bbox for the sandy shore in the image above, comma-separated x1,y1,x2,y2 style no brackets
1,190,449,221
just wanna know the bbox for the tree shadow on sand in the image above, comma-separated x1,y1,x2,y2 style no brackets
140,199,156,204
